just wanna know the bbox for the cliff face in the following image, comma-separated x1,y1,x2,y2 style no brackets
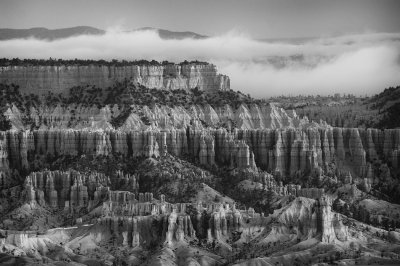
24,169,138,209
99,199,243,246
0,64,230,94
316,196,348,243
2,61,400,266
1,127,399,180
4,103,312,131
274,196,348,244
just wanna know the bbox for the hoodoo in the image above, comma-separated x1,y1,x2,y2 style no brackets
0,59,399,266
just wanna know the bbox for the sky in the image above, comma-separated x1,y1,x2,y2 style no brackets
1,0,399,39
0,0,400,97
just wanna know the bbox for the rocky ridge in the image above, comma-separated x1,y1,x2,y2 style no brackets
24,169,138,209
1,61,400,265
0,126,399,183
0,188,351,263
4,102,310,131
0,63,230,94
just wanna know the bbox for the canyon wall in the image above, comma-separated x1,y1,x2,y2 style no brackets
99,198,244,246
0,63,230,94
4,102,308,131
1,194,348,256
1,127,399,180
24,169,138,209
272,196,348,244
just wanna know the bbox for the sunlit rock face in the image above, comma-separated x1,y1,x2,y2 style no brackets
23,169,138,209
98,199,244,246
0,131,9,172
1,126,400,179
4,102,311,131
274,196,348,244
0,63,230,94
1,58,400,266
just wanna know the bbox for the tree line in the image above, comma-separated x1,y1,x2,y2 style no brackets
0,58,210,67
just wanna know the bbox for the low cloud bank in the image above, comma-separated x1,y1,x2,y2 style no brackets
0,29,399,97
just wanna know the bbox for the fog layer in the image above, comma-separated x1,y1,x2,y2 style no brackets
0,29,399,97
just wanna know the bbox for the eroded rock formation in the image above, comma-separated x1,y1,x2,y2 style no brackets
1,127,399,178
4,102,313,131
24,170,138,209
275,196,348,244
0,63,230,94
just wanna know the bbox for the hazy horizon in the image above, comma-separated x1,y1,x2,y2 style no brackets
1,0,400,39
0,0,399,97
1,29,399,97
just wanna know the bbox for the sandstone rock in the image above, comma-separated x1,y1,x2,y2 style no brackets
0,64,230,95
164,211,195,245
366,128,378,161
348,129,367,176
0,132,9,175
317,196,336,243
274,131,286,176
199,137,208,166
23,169,134,209
274,196,348,244
45,173,58,208
297,188,324,199
392,149,400,170
3,127,400,180
334,127,345,162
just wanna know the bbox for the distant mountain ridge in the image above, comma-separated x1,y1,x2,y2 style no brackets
136,27,207,39
0,26,105,40
0,26,207,41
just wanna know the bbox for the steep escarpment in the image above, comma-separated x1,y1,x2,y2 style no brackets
270,196,347,244
0,183,351,265
4,102,311,131
1,127,399,180
1,61,400,265
24,169,138,209
0,73,297,131
0,63,230,94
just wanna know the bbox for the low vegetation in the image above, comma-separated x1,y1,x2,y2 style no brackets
0,57,209,67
